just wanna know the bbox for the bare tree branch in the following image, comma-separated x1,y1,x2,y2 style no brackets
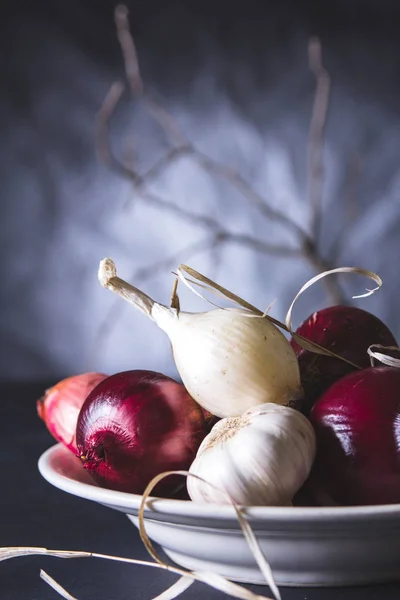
121,141,308,241
115,4,187,146
215,231,300,257
95,81,141,184
114,5,143,96
131,189,301,258
111,5,308,236
302,245,346,305
191,149,309,239
140,146,191,181
207,239,224,282
343,153,362,223
94,4,348,318
328,152,363,263
95,83,300,258
307,37,331,243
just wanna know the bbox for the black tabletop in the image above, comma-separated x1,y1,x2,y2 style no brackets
2,381,400,600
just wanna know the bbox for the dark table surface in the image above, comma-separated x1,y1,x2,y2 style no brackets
2,381,400,600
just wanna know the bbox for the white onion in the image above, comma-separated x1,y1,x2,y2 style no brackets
98,258,303,417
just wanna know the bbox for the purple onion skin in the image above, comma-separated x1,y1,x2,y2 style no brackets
76,370,207,496
308,367,400,506
290,305,397,414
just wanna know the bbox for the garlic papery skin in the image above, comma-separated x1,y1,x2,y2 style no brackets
187,403,316,506
98,258,303,418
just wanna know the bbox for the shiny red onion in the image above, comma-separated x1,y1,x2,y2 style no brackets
290,305,397,413
37,372,108,453
76,370,207,496
308,366,400,506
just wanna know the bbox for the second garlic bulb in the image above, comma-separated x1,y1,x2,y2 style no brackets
187,403,316,506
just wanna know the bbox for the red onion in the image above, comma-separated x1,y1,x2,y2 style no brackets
290,305,397,413
37,373,108,453
201,408,220,432
76,370,207,496
308,366,400,505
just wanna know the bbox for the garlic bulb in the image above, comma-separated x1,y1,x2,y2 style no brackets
187,403,316,506
98,258,303,418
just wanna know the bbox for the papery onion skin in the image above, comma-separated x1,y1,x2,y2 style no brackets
37,372,108,453
290,305,397,414
308,366,400,506
161,308,303,418
76,370,207,496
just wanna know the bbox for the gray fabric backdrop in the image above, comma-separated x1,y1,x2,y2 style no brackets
1,0,400,380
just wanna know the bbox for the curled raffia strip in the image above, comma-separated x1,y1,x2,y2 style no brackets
284,266,382,357
176,264,382,369
367,344,400,368
0,543,274,600
0,471,280,600
0,546,195,600
40,570,79,600
138,470,280,600
39,568,194,600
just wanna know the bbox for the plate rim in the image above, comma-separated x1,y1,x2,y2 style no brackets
38,443,400,523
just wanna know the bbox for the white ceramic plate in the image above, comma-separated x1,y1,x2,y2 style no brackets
38,444,400,587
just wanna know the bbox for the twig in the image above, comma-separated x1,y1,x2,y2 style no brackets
114,5,143,96
307,37,331,243
115,4,187,146
328,152,363,263
192,149,308,239
343,152,362,224
108,5,308,236
128,188,300,259
214,231,300,257
122,142,307,241
304,38,346,303
95,84,299,255
134,190,224,230
302,244,346,305
95,80,141,183
141,146,191,181
121,146,191,211
95,4,347,312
